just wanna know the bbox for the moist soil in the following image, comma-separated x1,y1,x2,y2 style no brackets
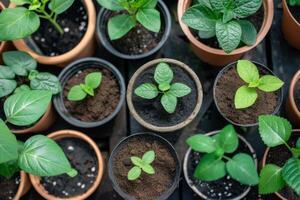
132,64,197,127
294,79,300,112
63,67,120,122
0,174,21,200
113,136,177,200
214,64,280,125
31,0,87,56
288,5,300,23
41,138,98,198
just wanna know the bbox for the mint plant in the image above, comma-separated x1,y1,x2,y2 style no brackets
67,72,102,101
127,150,155,181
186,125,259,186
234,60,284,109
134,62,191,114
97,0,161,40
0,0,75,41
258,115,300,196
182,0,262,53
288,0,300,6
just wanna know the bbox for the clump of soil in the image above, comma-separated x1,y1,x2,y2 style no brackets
113,136,177,200
0,174,21,200
41,138,98,198
31,0,88,56
214,64,280,125
288,5,300,23
63,67,120,122
294,79,300,112
132,64,197,127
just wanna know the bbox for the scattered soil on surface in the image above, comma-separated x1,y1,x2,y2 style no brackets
288,5,300,23
63,67,120,122
294,79,300,112
0,174,21,200
41,138,98,198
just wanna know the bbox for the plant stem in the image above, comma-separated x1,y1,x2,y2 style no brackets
223,155,232,161
38,9,64,35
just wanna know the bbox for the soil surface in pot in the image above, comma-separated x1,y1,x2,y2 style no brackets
288,5,300,23
132,64,197,127
214,64,280,125
40,138,98,198
31,0,87,56
113,136,177,200
63,67,120,122
0,174,21,200
294,79,300,112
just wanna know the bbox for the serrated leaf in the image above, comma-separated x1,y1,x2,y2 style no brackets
0,66,15,79
0,79,17,98
85,72,102,89
214,124,238,153
142,150,155,164
234,85,258,109
108,14,136,40
134,83,158,99
186,134,217,153
67,85,87,101
238,20,257,46
136,8,161,33
237,60,259,83
233,0,262,18
128,166,142,181
49,0,75,14
169,83,191,97
258,75,284,92
0,119,18,164
282,158,300,195
30,72,62,95
209,0,224,11
154,62,173,84
161,92,177,114
259,164,285,194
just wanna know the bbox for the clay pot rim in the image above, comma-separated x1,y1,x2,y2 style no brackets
283,0,300,27
126,58,203,132
261,129,300,200
213,60,284,127
14,171,29,200
288,70,300,120
0,2,6,52
11,0,96,65
177,0,274,56
29,130,104,200
183,130,257,200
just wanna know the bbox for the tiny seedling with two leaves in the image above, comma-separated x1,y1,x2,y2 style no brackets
234,60,284,109
134,62,192,114
288,0,300,6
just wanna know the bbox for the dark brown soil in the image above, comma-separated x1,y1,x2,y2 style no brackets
63,67,120,122
214,64,280,125
113,137,177,200
132,64,197,127
41,138,98,198
0,174,21,200
31,0,87,56
294,79,300,112
288,5,300,23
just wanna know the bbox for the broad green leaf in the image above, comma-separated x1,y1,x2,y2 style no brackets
67,85,87,101
85,72,102,89
30,72,62,95
137,8,161,33
0,8,40,41
28,69,39,80
0,66,15,79
131,157,144,168
161,92,177,114
209,0,224,11
11,0,31,5
14,84,31,94
3,51,37,73
233,0,262,18
198,29,215,39
80,84,94,96
108,14,136,40
186,134,217,153
142,151,155,164
11,65,27,76
0,160,19,178
214,124,238,153
142,0,158,8
4,90,52,126
288,0,300,6
134,83,158,99
258,115,292,147
234,85,258,109
226,153,259,186
158,83,171,92
259,164,285,194
237,60,259,83
0,119,18,164
258,75,284,92
223,9,234,23
96,0,122,10
0,79,17,98
128,166,141,181
154,62,173,84
291,148,300,158
169,83,191,97
282,158,300,195
49,0,75,14
238,20,257,46
142,164,155,174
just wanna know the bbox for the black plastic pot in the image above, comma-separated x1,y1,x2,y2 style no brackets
213,61,284,127
96,0,172,60
108,133,181,200
53,57,126,128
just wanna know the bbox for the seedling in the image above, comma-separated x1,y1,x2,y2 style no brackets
182,0,262,53
258,115,300,196
134,62,191,114
97,0,161,40
0,0,75,41
67,72,102,101
127,150,155,181
234,60,284,109
186,125,259,186
288,0,300,6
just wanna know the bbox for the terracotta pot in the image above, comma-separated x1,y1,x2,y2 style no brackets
13,172,31,200
29,130,104,200
0,2,10,64
262,130,300,200
177,0,274,67
127,58,203,132
286,70,300,128
11,0,96,67
282,0,300,50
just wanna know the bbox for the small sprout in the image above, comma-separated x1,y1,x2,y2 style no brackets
127,150,156,181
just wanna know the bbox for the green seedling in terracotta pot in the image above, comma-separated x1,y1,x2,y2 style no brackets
288,0,300,6
186,124,259,186
234,60,284,109
134,62,192,114
96,0,161,40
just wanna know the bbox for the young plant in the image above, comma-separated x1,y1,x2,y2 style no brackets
67,72,102,101
234,60,284,109
0,0,75,41
258,115,300,196
97,0,161,40
288,0,300,6
134,62,192,114
127,150,155,181
186,125,259,186
182,0,262,53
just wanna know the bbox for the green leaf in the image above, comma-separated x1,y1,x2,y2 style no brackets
11,0,31,5
259,164,285,194
0,79,17,98
209,0,224,11
297,138,300,148
233,0,262,18
4,90,52,126
282,158,300,195
96,0,122,10
30,72,62,95
3,51,37,74
0,7,40,41
169,83,191,97
49,0,75,14
237,60,259,83
0,160,19,178
223,9,234,23
258,75,284,92
158,83,171,92
214,124,238,153
80,84,94,96
128,166,141,181
136,8,161,33
85,72,102,89
154,62,173,84
28,69,39,80
142,0,158,8
142,164,155,174
67,85,87,101
134,83,158,99
108,14,136,40
142,150,155,164
216,20,242,54
186,134,217,153
238,20,257,46
198,29,215,39
226,153,259,186
0,66,15,79
258,115,292,147
131,157,144,168
0,119,18,164
14,84,31,94
161,92,177,114
234,85,258,109
291,148,300,158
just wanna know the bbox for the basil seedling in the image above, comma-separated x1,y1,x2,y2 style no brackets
288,0,300,6
134,62,192,114
97,0,161,40
127,150,155,181
234,60,284,109
182,0,262,53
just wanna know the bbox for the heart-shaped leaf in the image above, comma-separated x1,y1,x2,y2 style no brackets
30,72,62,95
108,14,136,40
3,51,37,74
